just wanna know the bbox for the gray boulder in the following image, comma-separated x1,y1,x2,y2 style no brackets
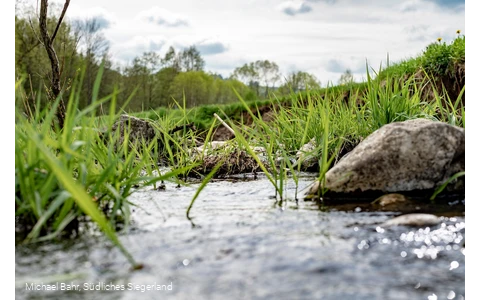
307,119,464,196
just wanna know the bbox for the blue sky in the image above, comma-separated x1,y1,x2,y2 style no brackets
20,0,465,86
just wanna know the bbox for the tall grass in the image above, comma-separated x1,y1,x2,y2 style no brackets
15,71,183,268
15,33,466,268
365,64,429,130
217,87,342,201
143,35,465,205
216,58,465,201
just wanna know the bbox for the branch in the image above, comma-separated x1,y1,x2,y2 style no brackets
39,1,51,46
17,38,41,63
28,16,44,46
39,0,60,97
213,113,235,136
39,0,67,128
51,0,70,42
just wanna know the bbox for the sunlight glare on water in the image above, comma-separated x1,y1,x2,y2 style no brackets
15,177,465,300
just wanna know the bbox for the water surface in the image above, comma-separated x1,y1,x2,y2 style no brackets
16,175,465,299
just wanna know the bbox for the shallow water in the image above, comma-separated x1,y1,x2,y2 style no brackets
15,174,465,300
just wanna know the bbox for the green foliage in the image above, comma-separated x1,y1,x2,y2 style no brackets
430,171,465,201
214,78,254,104
428,75,465,128
377,34,465,80
449,34,466,65
226,92,284,199
365,69,427,130
232,62,259,87
277,71,321,95
232,60,281,97
186,160,223,222
15,4,466,270
224,55,464,200
179,46,205,72
15,10,254,114
167,71,257,108
15,14,81,107
376,57,422,80
15,73,181,267
422,41,454,76
169,71,212,107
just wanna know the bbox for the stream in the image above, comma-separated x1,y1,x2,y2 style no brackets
15,174,465,299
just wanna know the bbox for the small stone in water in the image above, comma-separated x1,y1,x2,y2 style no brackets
381,213,441,227
374,193,408,206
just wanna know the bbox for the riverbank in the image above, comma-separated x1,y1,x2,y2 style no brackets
15,34,465,267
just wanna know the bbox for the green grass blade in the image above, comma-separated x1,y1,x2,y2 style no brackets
430,171,465,201
186,160,223,221
28,130,140,268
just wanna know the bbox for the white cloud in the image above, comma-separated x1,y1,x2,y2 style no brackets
399,0,424,12
66,5,117,29
196,39,229,55
164,36,229,55
136,7,189,27
325,58,366,74
111,35,166,63
305,0,335,2
277,1,313,16
426,0,465,9
25,0,464,85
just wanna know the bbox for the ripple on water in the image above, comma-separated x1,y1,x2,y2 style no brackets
16,177,464,300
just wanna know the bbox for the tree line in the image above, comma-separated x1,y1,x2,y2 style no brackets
15,3,324,113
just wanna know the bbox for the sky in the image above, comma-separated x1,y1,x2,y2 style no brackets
19,0,465,87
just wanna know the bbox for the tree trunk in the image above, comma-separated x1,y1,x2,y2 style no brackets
39,0,70,129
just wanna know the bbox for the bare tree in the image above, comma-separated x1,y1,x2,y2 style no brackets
232,62,260,95
254,60,280,97
72,17,110,104
338,69,354,85
179,46,205,72
280,71,320,93
39,0,70,129
161,46,181,71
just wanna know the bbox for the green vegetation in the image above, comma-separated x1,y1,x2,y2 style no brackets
15,71,190,267
15,0,465,268
376,31,465,80
184,34,465,201
430,171,465,202
15,6,319,114
134,34,465,139
218,67,464,201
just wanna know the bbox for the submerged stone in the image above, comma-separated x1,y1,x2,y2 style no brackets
373,193,409,207
381,213,441,227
